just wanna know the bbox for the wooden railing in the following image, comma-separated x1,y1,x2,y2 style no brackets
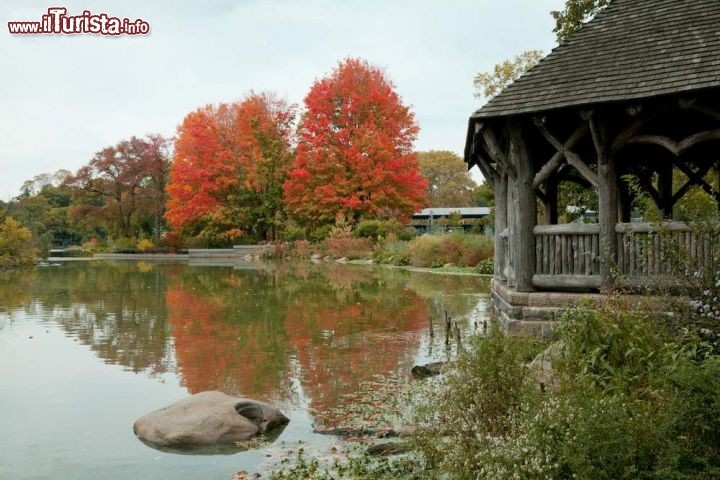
616,222,717,281
529,222,718,290
533,223,601,289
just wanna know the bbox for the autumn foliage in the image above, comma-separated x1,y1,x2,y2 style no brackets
166,93,295,243
65,135,171,239
284,58,427,230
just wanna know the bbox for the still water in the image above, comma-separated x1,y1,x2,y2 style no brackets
0,260,489,479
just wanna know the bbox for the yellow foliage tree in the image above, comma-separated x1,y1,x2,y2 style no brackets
0,217,38,268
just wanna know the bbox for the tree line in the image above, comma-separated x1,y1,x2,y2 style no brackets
1,58,489,258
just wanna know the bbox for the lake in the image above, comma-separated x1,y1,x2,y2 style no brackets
0,260,490,479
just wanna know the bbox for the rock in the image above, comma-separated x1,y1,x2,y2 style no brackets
133,391,289,452
336,257,348,264
443,263,455,268
528,341,564,393
411,361,445,378
310,253,323,260
366,441,412,456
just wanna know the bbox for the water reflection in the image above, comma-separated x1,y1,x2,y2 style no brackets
3,261,488,420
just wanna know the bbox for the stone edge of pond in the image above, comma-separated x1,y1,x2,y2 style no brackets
347,259,490,277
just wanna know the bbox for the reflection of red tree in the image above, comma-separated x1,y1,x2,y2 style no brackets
166,265,430,427
283,285,428,421
166,286,288,399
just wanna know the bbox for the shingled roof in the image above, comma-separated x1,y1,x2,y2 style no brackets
472,0,720,119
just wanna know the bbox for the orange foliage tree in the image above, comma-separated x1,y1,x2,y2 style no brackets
166,92,296,244
284,58,427,232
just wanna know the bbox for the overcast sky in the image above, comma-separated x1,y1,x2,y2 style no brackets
1,0,564,201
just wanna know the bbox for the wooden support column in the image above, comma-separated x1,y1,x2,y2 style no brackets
494,171,508,281
658,160,674,219
542,176,558,224
618,178,632,222
716,160,720,211
588,111,618,292
510,121,536,292
506,175,516,287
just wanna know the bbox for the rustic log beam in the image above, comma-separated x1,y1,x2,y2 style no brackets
471,134,499,185
469,122,500,185
622,135,679,155
675,162,720,203
618,130,720,157
565,151,599,188
678,129,720,153
475,152,498,186
533,123,589,188
534,120,598,187
481,126,517,178
612,117,650,152
671,161,715,205
634,173,663,207
679,97,720,122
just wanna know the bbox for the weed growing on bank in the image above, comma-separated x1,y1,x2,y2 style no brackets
409,299,720,479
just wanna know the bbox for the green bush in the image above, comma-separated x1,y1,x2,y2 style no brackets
476,258,493,274
354,219,382,240
355,219,416,242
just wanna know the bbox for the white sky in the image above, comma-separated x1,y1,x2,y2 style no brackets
0,0,564,201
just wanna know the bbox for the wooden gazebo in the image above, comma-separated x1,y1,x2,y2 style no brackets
464,0,720,331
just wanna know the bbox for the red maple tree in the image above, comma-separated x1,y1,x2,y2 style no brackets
165,92,295,243
284,58,427,229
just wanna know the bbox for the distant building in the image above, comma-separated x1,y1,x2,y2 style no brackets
411,207,491,234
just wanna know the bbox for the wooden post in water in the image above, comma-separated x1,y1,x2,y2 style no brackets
428,316,434,338
454,321,462,350
444,311,451,347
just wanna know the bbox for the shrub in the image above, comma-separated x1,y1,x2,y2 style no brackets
325,237,374,259
405,233,493,267
109,236,138,253
136,239,154,252
354,219,382,240
411,325,545,479
476,258,493,274
355,219,415,242
374,236,410,265
411,294,720,479
160,231,184,253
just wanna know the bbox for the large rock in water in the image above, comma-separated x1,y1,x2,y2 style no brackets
133,391,289,452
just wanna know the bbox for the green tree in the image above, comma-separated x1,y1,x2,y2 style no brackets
473,50,544,102
474,181,494,207
417,150,477,207
551,0,612,43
